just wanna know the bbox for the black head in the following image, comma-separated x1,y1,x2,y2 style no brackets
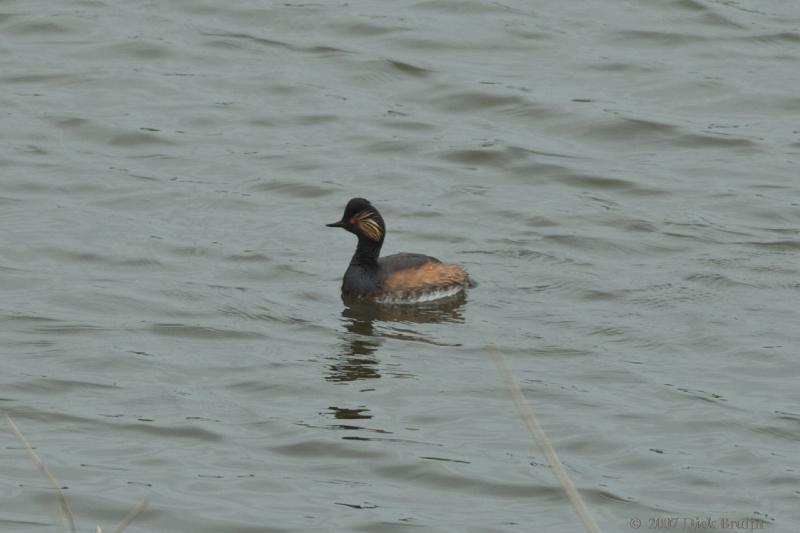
326,197,386,243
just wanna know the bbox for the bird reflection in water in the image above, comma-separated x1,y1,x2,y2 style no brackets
326,292,467,383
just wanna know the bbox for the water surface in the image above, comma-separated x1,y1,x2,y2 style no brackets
2,0,799,531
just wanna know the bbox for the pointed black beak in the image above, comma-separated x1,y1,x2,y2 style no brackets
326,220,345,228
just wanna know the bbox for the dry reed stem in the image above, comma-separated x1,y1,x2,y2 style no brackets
6,415,77,533
6,415,147,533
489,346,602,533
112,499,148,533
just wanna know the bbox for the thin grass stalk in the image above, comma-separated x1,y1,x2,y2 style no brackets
6,415,77,533
112,500,148,533
490,346,602,533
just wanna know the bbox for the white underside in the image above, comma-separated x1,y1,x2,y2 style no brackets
374,285,465,305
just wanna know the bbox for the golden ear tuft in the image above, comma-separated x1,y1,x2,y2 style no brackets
354,210,383,241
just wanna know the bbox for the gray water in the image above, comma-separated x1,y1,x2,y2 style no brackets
2,0,799,531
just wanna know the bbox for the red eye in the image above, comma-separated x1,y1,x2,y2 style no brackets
348,217,357,225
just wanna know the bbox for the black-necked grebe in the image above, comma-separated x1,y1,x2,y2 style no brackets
326,198,471,303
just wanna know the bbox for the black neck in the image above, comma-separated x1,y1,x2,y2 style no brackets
350,236,383,267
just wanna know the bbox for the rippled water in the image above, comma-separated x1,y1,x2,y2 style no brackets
2,0,799,531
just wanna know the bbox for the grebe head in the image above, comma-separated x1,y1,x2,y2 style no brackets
326,197,385,244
